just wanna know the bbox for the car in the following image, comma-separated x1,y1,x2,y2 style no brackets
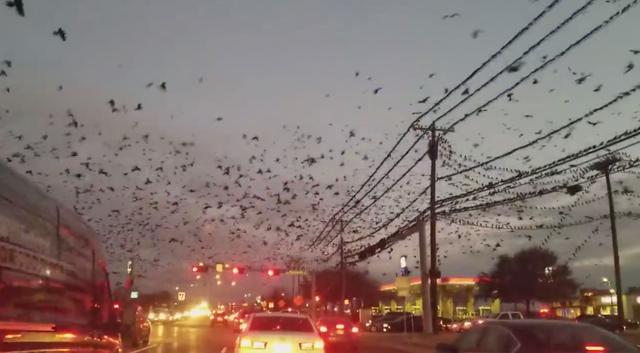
122,305,151,348
367,312,409,332
370,312,423,333
494,311,524,320
0,162,122,353
602,315,639,330
316,316,359,353
235,312,325,353
211,312,229,326
447,319,474,332
435,320,638,353
148,307,174,323
577,314,621,332
230,309,259,332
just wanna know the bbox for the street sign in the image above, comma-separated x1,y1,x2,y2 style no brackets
395,276,411,297
400,255,410,276
178,291,186,301
130,291,139,299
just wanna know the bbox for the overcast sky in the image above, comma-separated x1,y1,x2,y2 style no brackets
1,0,640,302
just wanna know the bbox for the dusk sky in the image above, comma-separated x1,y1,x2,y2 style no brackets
1,0,640,302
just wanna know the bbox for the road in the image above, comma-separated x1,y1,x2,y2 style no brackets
123,318,456,353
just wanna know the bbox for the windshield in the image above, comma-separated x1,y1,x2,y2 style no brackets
249,316,314,333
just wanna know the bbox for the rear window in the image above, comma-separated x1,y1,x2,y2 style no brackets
249,316,314,332
513,324,637,353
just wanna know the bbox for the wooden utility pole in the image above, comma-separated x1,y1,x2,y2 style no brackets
338,220,346,314
591,157,624,331
427,124,440,333
418,217,433,334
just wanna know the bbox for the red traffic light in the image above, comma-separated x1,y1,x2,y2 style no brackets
232,266,246,275
192,264,208,273
266,268,280,277
192,266,199,273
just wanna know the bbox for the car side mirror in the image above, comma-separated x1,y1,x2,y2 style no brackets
436,343,458,353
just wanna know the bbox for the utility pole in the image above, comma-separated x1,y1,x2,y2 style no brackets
418,217,433,334
339,220,346,314
591,157,624,331
413,123,451,333
427,124,439,333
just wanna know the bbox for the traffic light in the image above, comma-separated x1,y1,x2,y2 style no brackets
232,266,246,275
192,264,208,273
266,268,280,277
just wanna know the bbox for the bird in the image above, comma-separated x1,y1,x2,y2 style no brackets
216,116,223,121
624,61,635,74
587,121,601,126
134,103,142,111
0,70,6,77
159,82,167,91
506,61,524,73
630,49,640,55
417,96,430,104
2,60,11,68
593,84,603,92
471,29,483,39
52,28,67,42
373,87,382,95
355,71,359,77
442,12,460,20
5,0,24,17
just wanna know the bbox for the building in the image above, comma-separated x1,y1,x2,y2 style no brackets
377,276,500,319
551,288,640,321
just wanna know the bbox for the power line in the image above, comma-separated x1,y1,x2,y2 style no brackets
442,0,640,134
308,0,563,247
318,0,623,247
339,93,640,248
344,159,640,262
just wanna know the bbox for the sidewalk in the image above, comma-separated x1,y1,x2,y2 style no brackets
360,332,457,353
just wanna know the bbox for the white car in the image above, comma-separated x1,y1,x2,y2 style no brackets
235,312,325,353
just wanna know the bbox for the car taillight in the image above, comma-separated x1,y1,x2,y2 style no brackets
585,345,606,352
319,325,328,333
351,326,359,333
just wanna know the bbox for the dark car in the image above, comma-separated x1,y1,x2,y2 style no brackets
210,312,228,326
602,315,640,330
0,162,122,353
316,316,360,353
436,320,638,353
369,312,423,333
577,314,621,332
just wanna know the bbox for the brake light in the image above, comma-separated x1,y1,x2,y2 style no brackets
336,324,345,329
4,334,22,339
351,326,359,333
319,325,328,333
585,345,606,352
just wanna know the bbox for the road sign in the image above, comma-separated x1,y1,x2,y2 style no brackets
395,276,411,297
178,291,186,301
130,291,139,299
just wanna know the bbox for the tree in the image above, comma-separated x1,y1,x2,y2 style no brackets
300,269,391,306
479,247,578,314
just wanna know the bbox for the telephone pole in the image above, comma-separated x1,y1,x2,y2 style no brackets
339,220,346,314
417,217,433,334
413,123,453,334
591,157,624,331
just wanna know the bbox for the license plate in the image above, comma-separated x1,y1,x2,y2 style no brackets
336,330,344,335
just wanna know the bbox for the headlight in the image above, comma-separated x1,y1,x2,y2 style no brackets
148,313,155,320
382,323,390,328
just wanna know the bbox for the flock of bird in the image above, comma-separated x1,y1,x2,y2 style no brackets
2,0,640,288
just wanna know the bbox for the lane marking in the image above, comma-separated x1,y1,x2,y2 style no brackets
129,344,159,353
221,346,228,353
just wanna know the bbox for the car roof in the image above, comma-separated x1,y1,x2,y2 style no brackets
251,312,310,319
487,319,592,328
